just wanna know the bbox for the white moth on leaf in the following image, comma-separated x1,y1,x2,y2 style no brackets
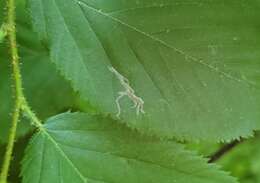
109,66,145,118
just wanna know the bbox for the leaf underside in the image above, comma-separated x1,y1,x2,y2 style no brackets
22,112,237,183
29,0,260,141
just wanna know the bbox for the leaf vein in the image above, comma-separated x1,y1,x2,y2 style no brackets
54,137,212,179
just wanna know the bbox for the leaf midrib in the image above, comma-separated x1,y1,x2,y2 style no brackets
39,128,117,183
46,127,219,181
37,120,114,183
54,138,202,176
44,126,232,183
40,129,87,183
77,0,255,87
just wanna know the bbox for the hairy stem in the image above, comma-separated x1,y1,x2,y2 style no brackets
22,101,43,128
0,0,22,182
0,0,41,182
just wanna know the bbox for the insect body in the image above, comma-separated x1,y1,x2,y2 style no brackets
109,66,145,118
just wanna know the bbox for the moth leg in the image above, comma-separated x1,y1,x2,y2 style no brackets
136,98,145,115
115,91,126,118
136,103,140,115
131,99,138,108
139,103,145,114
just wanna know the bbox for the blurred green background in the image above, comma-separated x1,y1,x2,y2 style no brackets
187,133,260,183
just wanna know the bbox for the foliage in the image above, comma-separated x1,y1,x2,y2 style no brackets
0,0,260,182
29,0,260,141
22,112,236,183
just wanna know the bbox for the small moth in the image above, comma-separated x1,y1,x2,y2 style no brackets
109,66,145,118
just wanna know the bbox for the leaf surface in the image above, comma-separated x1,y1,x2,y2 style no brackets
29,0,260,141
22,112,237,183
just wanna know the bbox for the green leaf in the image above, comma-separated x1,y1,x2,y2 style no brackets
22,112,237,183
29,0,260,141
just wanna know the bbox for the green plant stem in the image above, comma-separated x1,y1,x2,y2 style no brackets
22,101,43,128
0,0,22,182
208,139,242,163
0,0,41,182
0,102,21,183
